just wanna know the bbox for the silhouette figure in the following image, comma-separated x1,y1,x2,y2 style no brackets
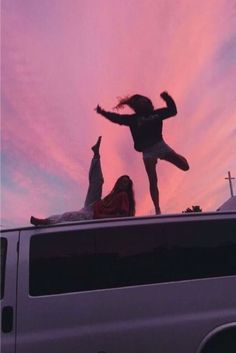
96,92,189,214
30,137,135,226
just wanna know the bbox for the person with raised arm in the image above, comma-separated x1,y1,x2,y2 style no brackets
96,92,189,214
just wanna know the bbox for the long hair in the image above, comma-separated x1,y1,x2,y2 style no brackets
103,175,136,216
114,94,154,115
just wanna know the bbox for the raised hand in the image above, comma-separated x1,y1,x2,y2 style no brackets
160,91,170,100
95,104,103,114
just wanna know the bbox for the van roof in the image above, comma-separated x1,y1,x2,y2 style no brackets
1,211,236,233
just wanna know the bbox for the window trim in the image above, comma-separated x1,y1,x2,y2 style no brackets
1,237,8,299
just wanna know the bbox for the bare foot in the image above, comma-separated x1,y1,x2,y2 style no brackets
91,136,102,156
30,216,50,226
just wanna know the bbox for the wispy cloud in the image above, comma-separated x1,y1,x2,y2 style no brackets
1,0,236,227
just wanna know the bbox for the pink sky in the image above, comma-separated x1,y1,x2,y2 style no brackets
1,0,236,228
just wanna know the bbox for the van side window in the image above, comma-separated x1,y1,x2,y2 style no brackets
29,231,96,296
95,219,236,289
29,219,236,296
0,238,7,299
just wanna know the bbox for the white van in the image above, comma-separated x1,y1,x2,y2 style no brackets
1,211,236,353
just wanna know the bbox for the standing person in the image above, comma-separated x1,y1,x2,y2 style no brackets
30,137,135,226
96,92,189,214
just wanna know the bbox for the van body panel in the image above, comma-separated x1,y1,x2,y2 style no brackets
16,276,236,353
1,212,236,353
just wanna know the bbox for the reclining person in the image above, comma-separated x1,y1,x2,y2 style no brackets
30,136,135,226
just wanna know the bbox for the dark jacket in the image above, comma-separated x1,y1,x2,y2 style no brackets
99,94,177,152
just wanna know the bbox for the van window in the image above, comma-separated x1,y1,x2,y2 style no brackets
94,219,236,289
30,231,96,296
1,238,7,299
29,219,236,296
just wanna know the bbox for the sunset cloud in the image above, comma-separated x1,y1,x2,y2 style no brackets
1,0,236,228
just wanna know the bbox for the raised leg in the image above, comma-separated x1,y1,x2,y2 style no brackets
143,157,161,214
84,137,104,207
30,137,104,226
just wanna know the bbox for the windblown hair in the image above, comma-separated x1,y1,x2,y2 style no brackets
114,96,131,110
114,94,154,115
103,175,136,216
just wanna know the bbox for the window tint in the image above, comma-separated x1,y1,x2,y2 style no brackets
95,219,236,289
30,218,236,296
1,238,7,299
30,231,95,296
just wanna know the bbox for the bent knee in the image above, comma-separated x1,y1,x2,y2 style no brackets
183,162,190,171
